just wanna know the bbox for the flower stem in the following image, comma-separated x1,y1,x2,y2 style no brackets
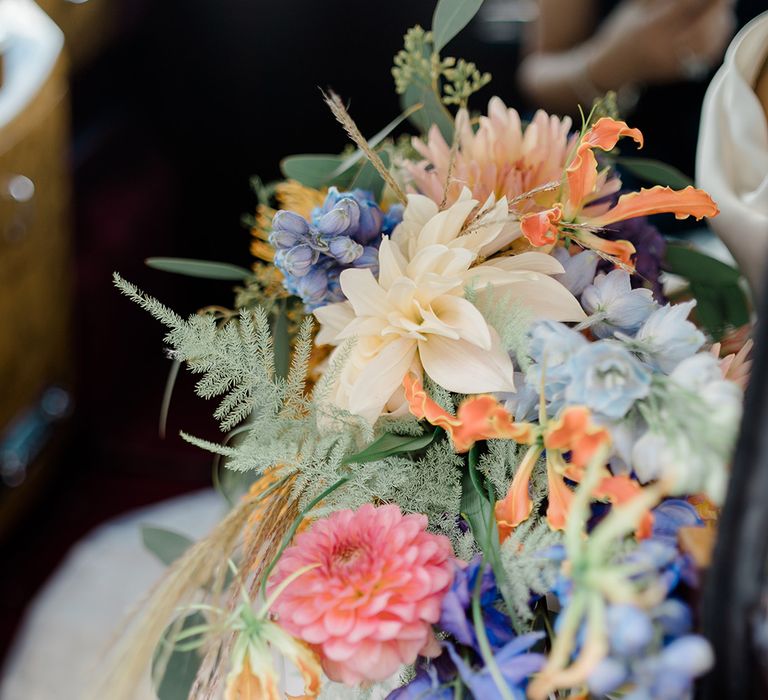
471,558,516,700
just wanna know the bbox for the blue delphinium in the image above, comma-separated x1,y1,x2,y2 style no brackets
551,247,600,297
565,341,652,420
526,320,652,421
587,602,713,700
581,269,658,339
621,300,705,374
270,187,402,310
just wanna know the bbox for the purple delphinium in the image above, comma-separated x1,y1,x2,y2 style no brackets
270,188,402,311
439,557,515,653
598,215,667,302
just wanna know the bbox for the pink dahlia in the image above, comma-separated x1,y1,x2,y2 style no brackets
267,504,455,685
404,97,587,210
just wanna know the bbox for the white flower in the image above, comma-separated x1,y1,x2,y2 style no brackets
314,194,585,423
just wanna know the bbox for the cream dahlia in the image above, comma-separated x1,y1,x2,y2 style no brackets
314,191,585,423
267,504,455,685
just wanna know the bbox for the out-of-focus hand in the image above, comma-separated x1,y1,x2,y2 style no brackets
588,0,736,88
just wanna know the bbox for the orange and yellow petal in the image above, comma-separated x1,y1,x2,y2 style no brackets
520,207,563,247
593,474,654,539
580,117,643,153
566,148,599,210
546,459,575,530
589,186,719,227
495,446,541,540
544,407,611,469
225,659,281,700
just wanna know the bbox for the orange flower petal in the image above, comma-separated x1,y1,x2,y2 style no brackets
521,207,562,247
544,407,611,469
495,446,540,540
573,230,636,267
566,148,599,211
581,117,644,153
404,373,462,431
404,374,533,453
590,186,719,227
546,460,575,530
593,475,653,539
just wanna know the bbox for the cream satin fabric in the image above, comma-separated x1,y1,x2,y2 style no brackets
0,491,225,700
697,12,768,295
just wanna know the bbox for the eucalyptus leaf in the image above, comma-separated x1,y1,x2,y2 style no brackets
665,245,741,286
615,157,694,190
721,283,750,328
152,613,205,700
141,526,194,567
343,429,438,465
432,0,484,52
350,151,391,199
280,154,350,188
145,258,252,281
401,83,454,142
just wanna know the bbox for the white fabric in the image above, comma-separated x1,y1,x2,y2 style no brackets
0,490,225,700
0,0,64,131
697,11,768,294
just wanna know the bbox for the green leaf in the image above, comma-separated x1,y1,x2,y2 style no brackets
280,154,350,188
159,359,182,439
350,151,391,200
331,107,418,179
721,283,750,328
432,0,484,52
145,258,252,281
401,83,454,142
152,613,204,700
460,450,523,630
141,526,194,567
665,245,741,286
272,302,290,379
343,429,438,465
615,157,694,190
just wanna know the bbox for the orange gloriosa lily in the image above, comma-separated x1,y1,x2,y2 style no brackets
519,117,719,269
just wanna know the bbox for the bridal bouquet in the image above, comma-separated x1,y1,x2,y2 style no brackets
106,2,752,699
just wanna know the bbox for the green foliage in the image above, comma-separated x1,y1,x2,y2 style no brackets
432,0,484,52
665,244,749,338
343,429,437,465
280,154,350,188
500,518,564,626
471,286,534,370
442,59,492,107
152,613,205,700
478,439,523,497
616,157,694,190
145,258,253,281
141,526,194,567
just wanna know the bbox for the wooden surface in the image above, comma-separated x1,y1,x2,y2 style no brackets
0,50,73,536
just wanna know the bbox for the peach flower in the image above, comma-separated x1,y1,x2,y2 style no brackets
404,97,583,212
268,504,454,685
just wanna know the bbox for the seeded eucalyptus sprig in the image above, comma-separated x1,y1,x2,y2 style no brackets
392,23,491,110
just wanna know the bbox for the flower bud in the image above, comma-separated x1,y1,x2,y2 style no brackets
317,198,360,236
272,210,309,237
328,236,363,264
277,244,317,277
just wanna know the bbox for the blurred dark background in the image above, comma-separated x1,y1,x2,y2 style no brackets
0,0,763,676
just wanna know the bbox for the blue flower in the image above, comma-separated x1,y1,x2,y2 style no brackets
439,557,515,654
445,634,545,700
565,341,652,420
581,270,657,339
526,320,587,413
386,667,453,700
269,187,402,311
551,247,599,297
625,301,705,374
